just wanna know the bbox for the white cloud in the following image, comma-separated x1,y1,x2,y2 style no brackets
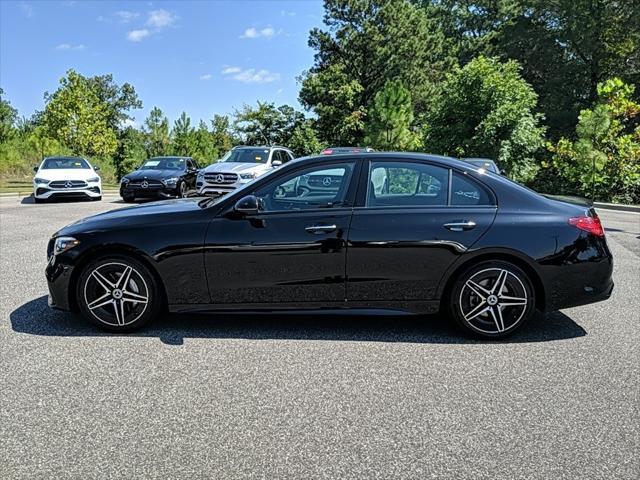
240,26,276,39
222,67,280,84
222,66,242,75
199,74,212,80
115,10,140,23
127,29,150,42
55,43,85,51
121,118,139,128
146,9,176,28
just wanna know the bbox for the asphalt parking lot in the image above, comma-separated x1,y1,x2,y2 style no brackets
1,195,638,479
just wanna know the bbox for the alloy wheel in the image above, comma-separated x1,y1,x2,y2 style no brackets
458,267,528,334
83,262,149,327
180,182,188,198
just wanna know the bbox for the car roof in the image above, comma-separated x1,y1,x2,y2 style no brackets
294,151,469,168
234,145,290,150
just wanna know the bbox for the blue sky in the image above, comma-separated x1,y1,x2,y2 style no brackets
0,0,325,127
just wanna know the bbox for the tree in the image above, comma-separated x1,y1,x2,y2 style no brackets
171,111,194,156
299,0,455,145
364,79,421,150
545,78,640,203
190,120,217,165
85,73,142,131
0,87,18,143
210,114,236,159
41,70,118,157
424,56,545,181
144,107,170,157
416,0,640,138
233,102,307,147
113,127,146,179
288,120,322,156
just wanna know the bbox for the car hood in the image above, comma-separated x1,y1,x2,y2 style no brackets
55,198,205,236
35,169,98,181
124,169,184,181
202,162,268,174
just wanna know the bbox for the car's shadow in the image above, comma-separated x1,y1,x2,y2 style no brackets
10,296,587,346
20,196,97,205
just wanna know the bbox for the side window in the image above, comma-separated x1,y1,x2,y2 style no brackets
451,172,494,206
254,162,355,212
367,161,449,207
282,150,294,163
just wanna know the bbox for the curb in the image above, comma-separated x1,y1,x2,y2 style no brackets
594,202,640,214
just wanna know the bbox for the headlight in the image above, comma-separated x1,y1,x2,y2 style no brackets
120,177,130,184
34,177,49,184
53,236,80,255
163,177,179,186
240,172,257,180
87,177,100,183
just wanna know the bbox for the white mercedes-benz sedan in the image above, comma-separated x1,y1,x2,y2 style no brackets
33,156,102,203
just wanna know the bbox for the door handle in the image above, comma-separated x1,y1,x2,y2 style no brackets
443,221,476,232
305,224,337,234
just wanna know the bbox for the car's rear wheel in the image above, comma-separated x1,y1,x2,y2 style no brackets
448,260,535,339
76,255,162,332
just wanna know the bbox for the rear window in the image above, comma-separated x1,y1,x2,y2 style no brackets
451,172,494,205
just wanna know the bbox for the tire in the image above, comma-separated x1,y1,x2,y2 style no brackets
122,194,135,203
76,254,163,332
178,181,188,198
447,260,536,339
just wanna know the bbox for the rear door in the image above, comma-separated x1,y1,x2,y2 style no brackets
346,158,497,302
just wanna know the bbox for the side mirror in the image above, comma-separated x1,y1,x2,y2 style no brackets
272,159,282,167
33,166,39,173
94,165,101,171
499,169,506,176
234,195,260,216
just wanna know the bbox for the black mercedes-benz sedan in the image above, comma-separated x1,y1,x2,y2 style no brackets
46,153,613,339
120,156,200,202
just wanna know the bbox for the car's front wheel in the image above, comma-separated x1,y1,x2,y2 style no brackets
448,260,536,339
178,181,188,198
76,255,162,332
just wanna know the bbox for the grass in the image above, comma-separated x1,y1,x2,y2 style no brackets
0,178,119,194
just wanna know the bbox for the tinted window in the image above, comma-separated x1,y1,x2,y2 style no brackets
451,172,494,205
254,163,354,212
221,148,269,164
42,158,90,169
141,158,185,170
367,161,449,207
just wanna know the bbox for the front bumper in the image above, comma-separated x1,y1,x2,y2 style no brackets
34,186,101,199
45,253,75,311
120,184,179,199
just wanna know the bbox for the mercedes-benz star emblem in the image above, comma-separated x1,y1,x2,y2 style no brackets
215,174,225,183
64,181,73,189
322,177,332,187
141,180,149,189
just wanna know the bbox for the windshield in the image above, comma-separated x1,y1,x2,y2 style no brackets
221,148,269,164
141,158,185,170
41,158,90,169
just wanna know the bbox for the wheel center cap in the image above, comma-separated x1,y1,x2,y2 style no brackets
487,295,498,306
112,289,123,300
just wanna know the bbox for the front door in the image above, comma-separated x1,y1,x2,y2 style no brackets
204,160,359,305
346,158,497,302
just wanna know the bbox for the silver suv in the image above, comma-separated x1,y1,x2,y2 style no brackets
197,146,295,197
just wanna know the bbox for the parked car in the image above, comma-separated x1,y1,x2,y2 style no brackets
120,156,199,202
463,158,504,175
197,146,294,197
32,156,102,203
46,152,613,339
321,146,375,155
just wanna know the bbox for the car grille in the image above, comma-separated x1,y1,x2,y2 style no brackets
128,179,164,188
48,180,88,189
204,172,238,185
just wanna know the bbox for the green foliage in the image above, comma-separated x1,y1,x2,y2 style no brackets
365,79,421,150
143,107,170,157
425,56,545,182
544,78,640,203
0,88,18,143
288,120,322,156
113,127,146,180
300,0,455,145
210,115,236,161
41,70,118,157
171,111,195,156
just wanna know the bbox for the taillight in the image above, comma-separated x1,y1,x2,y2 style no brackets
321,149,333,155
569,216,605,237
